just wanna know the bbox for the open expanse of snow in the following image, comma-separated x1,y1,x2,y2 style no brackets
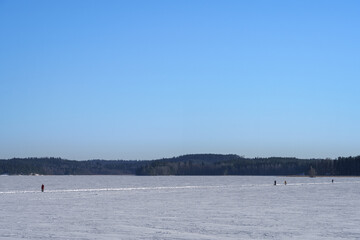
1,175,360,239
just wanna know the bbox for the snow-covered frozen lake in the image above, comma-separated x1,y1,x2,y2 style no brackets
1,175,360,239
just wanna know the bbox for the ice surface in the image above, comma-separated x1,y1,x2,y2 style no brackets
1,176,360,239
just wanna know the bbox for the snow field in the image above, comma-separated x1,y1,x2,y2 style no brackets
1,176,359,239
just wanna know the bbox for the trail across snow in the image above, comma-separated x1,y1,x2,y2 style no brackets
1,179,359,195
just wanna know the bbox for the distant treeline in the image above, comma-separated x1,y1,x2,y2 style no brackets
1,154,360,176
0,158,146,175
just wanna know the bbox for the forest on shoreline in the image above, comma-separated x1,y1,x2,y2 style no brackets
1,154,359,176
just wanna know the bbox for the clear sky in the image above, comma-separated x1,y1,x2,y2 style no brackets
1,0,359,160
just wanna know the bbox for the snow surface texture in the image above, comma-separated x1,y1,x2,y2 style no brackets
1,176,360,239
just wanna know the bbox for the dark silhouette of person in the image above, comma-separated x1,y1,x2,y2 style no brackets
41,184,44,192
284,181,287,185
332,179,334,183
274,180,276,186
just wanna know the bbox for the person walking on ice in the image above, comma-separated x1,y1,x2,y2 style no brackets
41,184,44,192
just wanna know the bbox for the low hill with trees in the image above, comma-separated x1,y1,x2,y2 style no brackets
0,154,359,176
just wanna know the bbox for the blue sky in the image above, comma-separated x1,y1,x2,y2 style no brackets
1,0,359,160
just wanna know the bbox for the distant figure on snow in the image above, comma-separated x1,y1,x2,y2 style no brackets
274,180,276,186
332,179,334,183
41,184,44,192
284,181,287,185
